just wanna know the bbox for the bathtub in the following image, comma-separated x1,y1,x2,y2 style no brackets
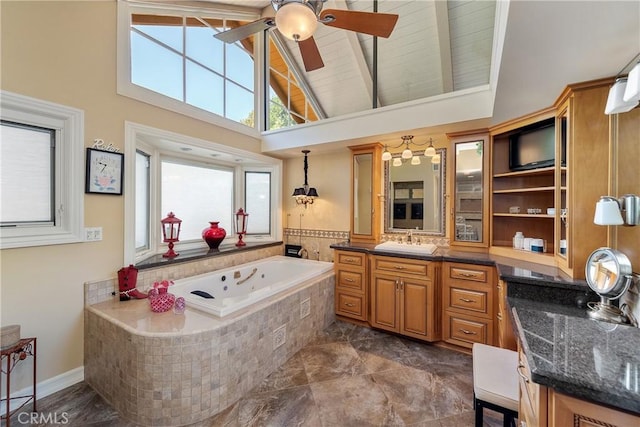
172,255,334,317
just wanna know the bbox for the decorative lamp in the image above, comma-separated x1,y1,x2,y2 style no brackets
411,156,421,165
275,2,318,41
401,135,413,159
604,78,638,114
234,207,249,247
160,212,182,258
623,61,640,102
424,138,436,157
431,153,441,164
593,197,624,225
293,150,319,208
381,146,392,161
392,157,402,167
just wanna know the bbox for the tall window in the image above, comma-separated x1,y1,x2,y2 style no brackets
0,91,84,249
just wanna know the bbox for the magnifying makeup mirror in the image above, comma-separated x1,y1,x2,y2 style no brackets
585,247,633,324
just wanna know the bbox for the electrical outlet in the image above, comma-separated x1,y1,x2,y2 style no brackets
273,325,286,349
85,227,103,241
300,298,311,319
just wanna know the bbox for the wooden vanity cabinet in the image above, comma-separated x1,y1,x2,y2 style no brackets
370,255,440,342
334,250,368,321
518,344,548,427
497,279,517,350
442,262,495,348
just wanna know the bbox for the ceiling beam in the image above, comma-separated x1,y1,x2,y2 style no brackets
434,0,453,93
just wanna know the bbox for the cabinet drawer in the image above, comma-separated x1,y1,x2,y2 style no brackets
443,312,493,348
373,257,430,277
336,251,366,269
447,287,488,314
446,263,491,284
337,270,365,292
336,292,365,320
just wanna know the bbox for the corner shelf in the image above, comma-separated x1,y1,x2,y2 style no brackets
493,213,554,218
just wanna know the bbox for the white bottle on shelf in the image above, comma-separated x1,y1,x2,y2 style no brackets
513,232,524,250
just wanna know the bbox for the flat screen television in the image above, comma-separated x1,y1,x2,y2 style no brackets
509,120,559,171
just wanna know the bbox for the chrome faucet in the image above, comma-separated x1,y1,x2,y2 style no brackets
406,230,412,244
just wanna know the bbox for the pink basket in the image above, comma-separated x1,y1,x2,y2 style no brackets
149,288,175,313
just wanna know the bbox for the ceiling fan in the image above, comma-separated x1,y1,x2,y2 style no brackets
214,0,399,72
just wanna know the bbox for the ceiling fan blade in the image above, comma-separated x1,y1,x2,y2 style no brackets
298,36,324,72
320,9,399,38
214,17,275,43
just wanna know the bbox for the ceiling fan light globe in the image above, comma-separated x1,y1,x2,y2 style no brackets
276,2,318,41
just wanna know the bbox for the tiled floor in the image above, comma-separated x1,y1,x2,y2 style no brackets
10,320,502,426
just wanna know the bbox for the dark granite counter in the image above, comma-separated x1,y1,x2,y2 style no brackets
509,297,640,415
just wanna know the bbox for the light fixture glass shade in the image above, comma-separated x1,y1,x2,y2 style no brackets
424,146,436,157
605,78,638,114
381,149,392,161
431,154,441,164
594,196,624,225
401,148,413,159
411,156,421,165
392,158,402,167
275,2,318,41
623,62,640,102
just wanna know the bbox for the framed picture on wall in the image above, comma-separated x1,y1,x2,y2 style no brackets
85,148,124,195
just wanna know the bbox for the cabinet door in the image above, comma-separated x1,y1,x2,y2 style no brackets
400,278,430,338
497,280,517,350
350,144,382,243
370,274,398,332
549,390,640,427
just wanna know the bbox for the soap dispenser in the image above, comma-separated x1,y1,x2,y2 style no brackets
513,232,524,250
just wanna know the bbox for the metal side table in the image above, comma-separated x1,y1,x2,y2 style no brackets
1,338,36,426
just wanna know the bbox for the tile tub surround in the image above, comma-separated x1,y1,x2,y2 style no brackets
509,297,640,416
84,272,335,426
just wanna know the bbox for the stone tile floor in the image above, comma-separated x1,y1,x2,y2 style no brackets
10,320,502,426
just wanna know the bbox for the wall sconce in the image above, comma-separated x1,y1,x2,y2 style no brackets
292,149,319,208
381,135,439,164
234,207,249,247
160,212,182,258
605,52,640,115
594,195,639,226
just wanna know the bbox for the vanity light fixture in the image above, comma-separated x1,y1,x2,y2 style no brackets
292,149,319,208
594,195,639,226
381,135,440,164
605,52,640,115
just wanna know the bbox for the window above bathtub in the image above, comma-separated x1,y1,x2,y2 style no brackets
124,121,282,265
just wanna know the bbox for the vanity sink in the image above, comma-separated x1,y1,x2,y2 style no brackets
374,241,438,255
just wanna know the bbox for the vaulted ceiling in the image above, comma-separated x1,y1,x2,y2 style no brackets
204,0,639,157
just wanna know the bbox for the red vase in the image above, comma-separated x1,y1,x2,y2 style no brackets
202,221,226,250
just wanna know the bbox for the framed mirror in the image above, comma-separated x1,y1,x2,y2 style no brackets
384,148,446,235
453,138,486,244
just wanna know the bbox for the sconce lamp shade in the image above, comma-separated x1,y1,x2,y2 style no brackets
431,154,441,164
381,148,392,161
623,62,640,102
292,187,306,197
411,156,421,165
424,138,436,157
594,196,624,225
275,2,318,41
401,148,413,159
605,78,638,114
306,187,319,198
392,157,402,167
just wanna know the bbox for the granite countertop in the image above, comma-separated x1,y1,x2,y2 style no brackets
509,297,640,415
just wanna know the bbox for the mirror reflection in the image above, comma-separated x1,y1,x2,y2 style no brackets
454,141,483,242
384,149,445,235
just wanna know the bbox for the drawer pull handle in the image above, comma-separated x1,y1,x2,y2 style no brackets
345,303,355,307
497,313,503,321
459,272,478,278
517,364,530,383
394,266,405,270
345,258,355,262
458,328,477,335
458,298,476,303
344,278,355,282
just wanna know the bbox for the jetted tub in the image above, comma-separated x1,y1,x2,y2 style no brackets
172,255,334,317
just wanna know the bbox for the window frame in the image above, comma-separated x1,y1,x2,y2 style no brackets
0,91,84,250
116,1,264,138
124,121,282,266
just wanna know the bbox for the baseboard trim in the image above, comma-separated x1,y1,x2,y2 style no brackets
0,366,84,404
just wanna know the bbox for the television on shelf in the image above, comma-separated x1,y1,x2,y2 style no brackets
509,119,563,171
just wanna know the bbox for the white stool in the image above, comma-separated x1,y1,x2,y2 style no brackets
472,343,519,427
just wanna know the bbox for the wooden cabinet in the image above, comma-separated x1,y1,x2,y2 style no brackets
349,144,383,244
518,344,548,427
370,255,440,341
497,279,517,350
548,390,640,427
334,250,368,321
442,262,495,348
553,79,612,279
